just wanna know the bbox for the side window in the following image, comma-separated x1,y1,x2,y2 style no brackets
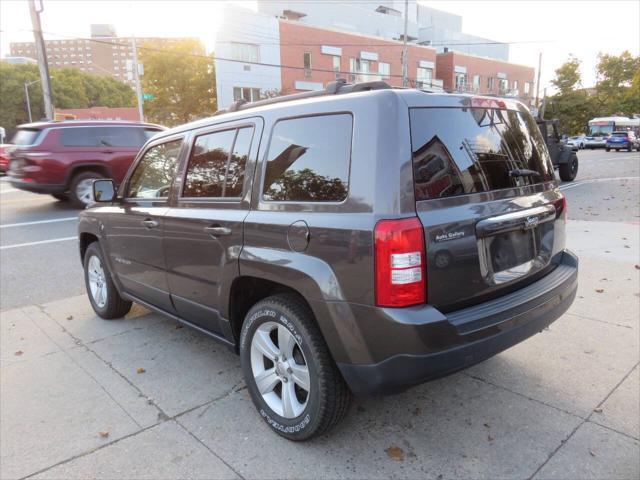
182,129,235,198
127,139,182,199
182,126,254,198
262,114,352,202
97,127,146,147
60,127,100,147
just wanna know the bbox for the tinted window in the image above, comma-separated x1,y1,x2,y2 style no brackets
410,107,554,200
127,140,182,199
183,129,235,198
611,132,628,137
60,127,147,147
11,129,41,145
262,114,352,202
227,127,253,197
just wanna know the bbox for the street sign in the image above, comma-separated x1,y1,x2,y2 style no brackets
142,93,155,101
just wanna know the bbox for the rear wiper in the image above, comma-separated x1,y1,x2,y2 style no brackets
509,168,540,178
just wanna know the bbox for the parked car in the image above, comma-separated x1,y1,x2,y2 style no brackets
7,120,164,206
584,134,608,149
536,119,579,181
0,144,10,174
565,135,586,150
605,131,640,152
79,81,578,441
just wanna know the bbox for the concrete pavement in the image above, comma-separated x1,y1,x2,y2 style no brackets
1,218,638,480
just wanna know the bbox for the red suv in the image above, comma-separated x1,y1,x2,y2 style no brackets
7,120,164,206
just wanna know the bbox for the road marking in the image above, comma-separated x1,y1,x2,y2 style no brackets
0,236,77,250
560,176,640,191
0,216,78,229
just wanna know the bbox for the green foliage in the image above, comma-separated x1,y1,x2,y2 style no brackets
546,52,640,135
139,39,216,126
551,56,582,93
0,62,135,135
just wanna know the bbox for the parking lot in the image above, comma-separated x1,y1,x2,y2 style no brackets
1,148,639,479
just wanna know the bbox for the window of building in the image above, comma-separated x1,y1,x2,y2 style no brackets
416,67,433,86
487,76,495,91
127,140,182,199
524,82,531,95
499,78,509,92
332,55,341,72
473,74,481,90
263,114,353,202
182,127,253,198
455,73,468,91
378,62,390,78
303,52,312,69
513,80,519,92
233,87,261,102
230,42,259,63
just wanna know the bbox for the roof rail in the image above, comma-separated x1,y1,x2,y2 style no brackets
213,79,391,116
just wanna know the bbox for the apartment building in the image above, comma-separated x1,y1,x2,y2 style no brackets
215,3,536,108
9,24,194,87
436,51,535,97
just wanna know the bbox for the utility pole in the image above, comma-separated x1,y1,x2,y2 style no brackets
130,35,144,122
534,52,542,111
402,0,409,87
24,83,33,123
28,0,54,120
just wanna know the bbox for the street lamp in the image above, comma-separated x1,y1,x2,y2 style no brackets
24,76,53,123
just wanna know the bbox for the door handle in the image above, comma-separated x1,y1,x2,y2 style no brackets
204,226,232,237
141,219,159,229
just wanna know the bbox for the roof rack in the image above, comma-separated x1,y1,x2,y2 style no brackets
214,79,392,116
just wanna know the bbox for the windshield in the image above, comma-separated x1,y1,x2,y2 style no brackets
11,129,42,145
410,107,554,201
588,124,614,136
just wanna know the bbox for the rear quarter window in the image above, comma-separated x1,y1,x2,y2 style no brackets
11,129,42,145
410,106,554,200
60,126,148,147
262,113,353,202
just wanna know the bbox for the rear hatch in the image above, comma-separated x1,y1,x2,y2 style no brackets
7,127,45,179
607,133,628,144
410,100,566,311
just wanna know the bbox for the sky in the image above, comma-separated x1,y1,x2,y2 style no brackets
1,0,639,92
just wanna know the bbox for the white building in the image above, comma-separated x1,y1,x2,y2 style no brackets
214,5,282,109
257,1,509,61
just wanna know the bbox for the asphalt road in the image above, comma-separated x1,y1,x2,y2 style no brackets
1,148,639,310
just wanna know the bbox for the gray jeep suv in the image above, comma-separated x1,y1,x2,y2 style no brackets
78,81,578,440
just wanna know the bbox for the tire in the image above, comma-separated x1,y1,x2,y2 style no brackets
559,154,579,182
70,171,104,207
605,147,610,152
240,294,351,441
51,193,68,201
627,145,632,152
83,242,132,319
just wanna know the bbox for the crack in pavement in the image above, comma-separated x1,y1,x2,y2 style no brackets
526,360,640,480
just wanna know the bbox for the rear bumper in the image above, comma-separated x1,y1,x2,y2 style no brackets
337,250,578,395
8,177,66,194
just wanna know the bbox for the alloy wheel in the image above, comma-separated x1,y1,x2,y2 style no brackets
250,321,310,419
76,178,96,205
87,255,108,308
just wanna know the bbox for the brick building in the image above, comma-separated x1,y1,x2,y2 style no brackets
10,24,194,87
435,51,535,98
215,4,537,109
279,21,438,93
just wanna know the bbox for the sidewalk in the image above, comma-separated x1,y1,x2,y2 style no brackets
1,220,638,480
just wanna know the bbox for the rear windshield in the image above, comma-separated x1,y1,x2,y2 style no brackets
611,132,629,137
11,129,42,146
410,107,554,201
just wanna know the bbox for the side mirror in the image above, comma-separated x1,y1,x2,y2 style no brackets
92,179,116,202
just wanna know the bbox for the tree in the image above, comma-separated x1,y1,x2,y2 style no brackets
593,51,640,115
138,39,216,126
546,57,595,134
0,63,135,135
551,56,582,93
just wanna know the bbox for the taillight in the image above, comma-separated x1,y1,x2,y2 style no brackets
375,217,426,307
554,194,567,222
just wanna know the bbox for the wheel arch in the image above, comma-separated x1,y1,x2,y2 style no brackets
64,163,113,188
